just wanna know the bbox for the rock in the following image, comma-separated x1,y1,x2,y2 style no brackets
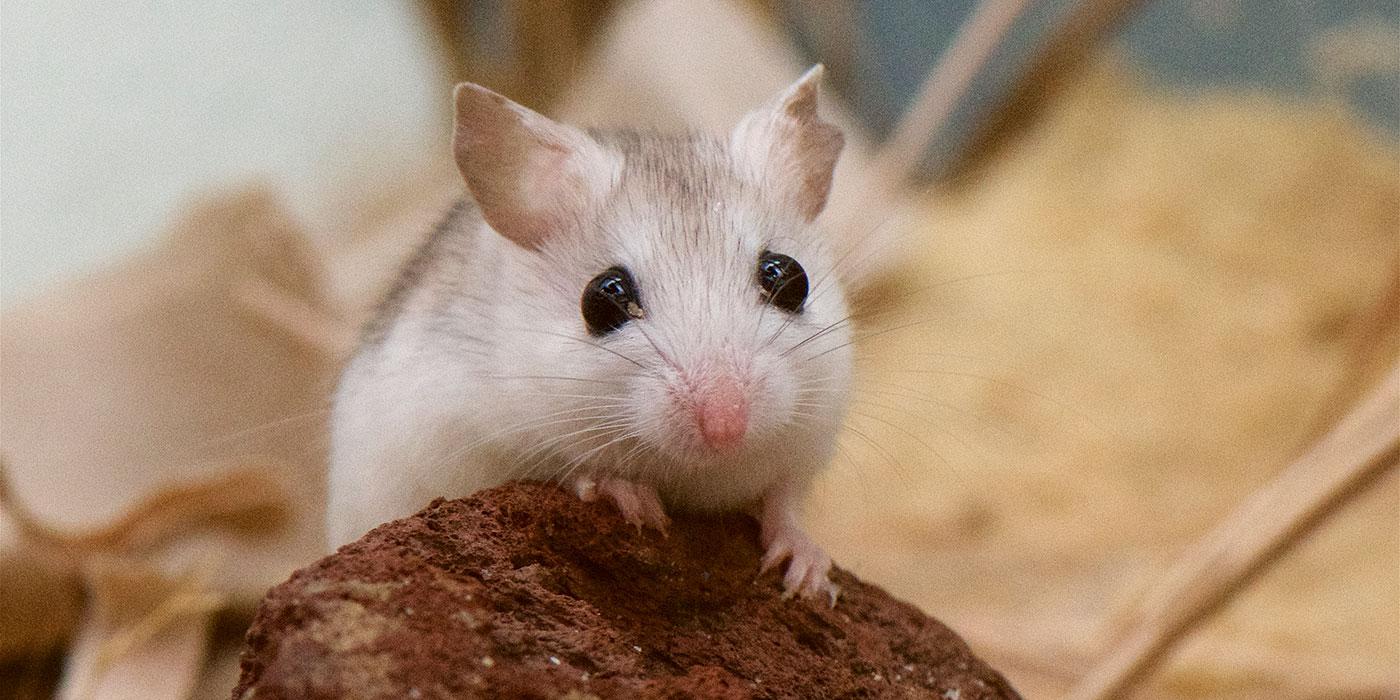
233,482,1020,699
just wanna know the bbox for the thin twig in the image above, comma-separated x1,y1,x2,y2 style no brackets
1066,362,1400,700
868,0,1036,187
825,0,1038,267
949,0,1143,179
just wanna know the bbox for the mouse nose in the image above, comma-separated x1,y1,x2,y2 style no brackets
694,374,748,451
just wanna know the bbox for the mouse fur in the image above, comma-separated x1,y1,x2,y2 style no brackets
328,67,854,601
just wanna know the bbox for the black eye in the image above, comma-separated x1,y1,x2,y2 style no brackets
581,266,643,336
757,251,808,313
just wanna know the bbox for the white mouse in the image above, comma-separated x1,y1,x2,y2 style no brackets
327,66,854,601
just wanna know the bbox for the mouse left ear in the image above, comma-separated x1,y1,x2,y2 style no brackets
730,65,845,223
453,83,620,250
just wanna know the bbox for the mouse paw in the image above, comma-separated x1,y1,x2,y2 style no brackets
759,523,839,606
572,476,670,534
568,475,600,502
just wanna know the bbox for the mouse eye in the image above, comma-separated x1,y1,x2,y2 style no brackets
582,266,644,336
756,251,808,313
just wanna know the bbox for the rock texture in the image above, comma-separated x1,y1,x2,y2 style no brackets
233,482,1019,699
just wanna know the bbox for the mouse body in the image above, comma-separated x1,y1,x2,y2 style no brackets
328,67,854,600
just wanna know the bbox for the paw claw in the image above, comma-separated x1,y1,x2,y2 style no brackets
570,476,599,502
592,478,669,533
759,542,790,575
758,518,837,605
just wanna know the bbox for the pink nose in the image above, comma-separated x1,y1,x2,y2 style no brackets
695,375,749,451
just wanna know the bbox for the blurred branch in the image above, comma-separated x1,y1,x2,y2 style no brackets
855,0,1144,216
946,0,1143,181
417,0,619,110
1311,263,1400,444
869,0,1036,187
0,456,290,559
1066,363,1400,700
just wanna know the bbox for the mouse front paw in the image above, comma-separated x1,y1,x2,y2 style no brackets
759,519,840,606
569,475,670,534
761,523,834,604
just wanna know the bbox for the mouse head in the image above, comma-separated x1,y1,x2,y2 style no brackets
452,68,853,493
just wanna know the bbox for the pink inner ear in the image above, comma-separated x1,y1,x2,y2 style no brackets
470,138,579,250
792,123,843,222
731,81,844,223
510,143,577,243
454,82,611,250
523,142,572,204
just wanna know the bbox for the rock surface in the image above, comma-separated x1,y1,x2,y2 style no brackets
233,482,1020,699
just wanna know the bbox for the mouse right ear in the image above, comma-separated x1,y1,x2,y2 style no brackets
730,66,844,223
452,83,619,250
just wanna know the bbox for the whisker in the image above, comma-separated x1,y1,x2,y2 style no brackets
507,327,657,374
870,367,1110,437
514,415,637,477
427,412,625,477
809,381,1018,444
545,427,642,486
845,408,959,490
515,418,634,470
849,399,977,458
193,405,332,452
838,422,910,486
487,374,615,385
780,316,854,357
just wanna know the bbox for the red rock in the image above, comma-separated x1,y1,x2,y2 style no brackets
233,482,1020,699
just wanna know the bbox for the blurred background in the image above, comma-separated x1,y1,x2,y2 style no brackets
2,1,1397,699
6,1,1396,304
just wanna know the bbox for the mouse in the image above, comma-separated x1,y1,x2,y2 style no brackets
327,66,854,602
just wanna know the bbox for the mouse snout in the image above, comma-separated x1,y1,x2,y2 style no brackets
692,374,749,452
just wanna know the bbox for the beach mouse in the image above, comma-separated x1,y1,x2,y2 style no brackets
327,66,854,601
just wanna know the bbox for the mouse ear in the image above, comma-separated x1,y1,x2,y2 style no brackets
730,65,845,223
452,83,619,250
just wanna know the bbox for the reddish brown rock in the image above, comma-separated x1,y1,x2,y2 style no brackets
233,482,1020,699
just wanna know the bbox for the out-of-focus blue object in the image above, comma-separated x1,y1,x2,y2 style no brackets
782,0,1399,177
1123,0,1398,129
